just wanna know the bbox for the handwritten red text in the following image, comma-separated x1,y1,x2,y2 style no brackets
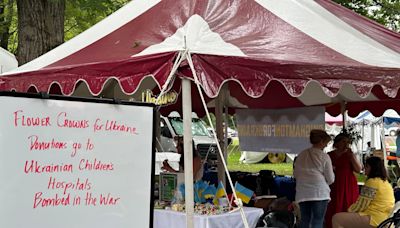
29,135,67,151
78,158,114,171
24,160,73,174
14,110,51,127
47,176,92,194
57,112,89,129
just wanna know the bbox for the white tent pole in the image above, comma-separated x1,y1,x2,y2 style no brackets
215,85,227,186
361,121,365,150
361,121,365,156
360,122,365,164
186,53,250,228
151,57,195,226
223,105,229,186
381,118,388,168
182,78,194,228
341,102,347,129
371,124,376,148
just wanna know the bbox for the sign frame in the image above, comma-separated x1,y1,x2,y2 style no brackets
0,91,157,228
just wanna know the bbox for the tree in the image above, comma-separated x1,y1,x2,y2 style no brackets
334,0,400,32
1,0,398,65
0,0,15,49
0,0,129,64
16,0,65,65
64,0,128,41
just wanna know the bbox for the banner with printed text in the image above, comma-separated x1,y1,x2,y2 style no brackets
236,106,325,154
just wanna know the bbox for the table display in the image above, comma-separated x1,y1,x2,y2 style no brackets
153,207,263,228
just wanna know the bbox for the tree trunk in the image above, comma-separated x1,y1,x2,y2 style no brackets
17,0,65,65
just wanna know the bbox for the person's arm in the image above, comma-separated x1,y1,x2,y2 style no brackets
324,155,335,185
348,180,377,212
347,149,362,173
162,159,178,172
193,156,202,177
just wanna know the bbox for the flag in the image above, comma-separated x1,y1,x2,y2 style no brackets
202,185,217,202
194,180,209,203
178,183,185,198
213,181,227,205
215,181,225,199
194,191,201,203
235,182,254,204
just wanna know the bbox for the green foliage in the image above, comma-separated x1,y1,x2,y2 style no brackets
341,124,362,143
64,0,129,41
333,0,400,32
356,173,367,182
0,0,17,52
0,0,129,53
201,113,237,130
2,0,398,60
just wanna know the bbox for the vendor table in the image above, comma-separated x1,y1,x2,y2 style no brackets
153,207,263,228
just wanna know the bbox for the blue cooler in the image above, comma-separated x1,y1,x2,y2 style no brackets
274,176,296,201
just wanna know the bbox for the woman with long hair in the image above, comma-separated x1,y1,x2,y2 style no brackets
332,156,394,227
325,133,362,228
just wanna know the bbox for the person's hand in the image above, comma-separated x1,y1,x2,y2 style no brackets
162,159,168,169
344,148,353,156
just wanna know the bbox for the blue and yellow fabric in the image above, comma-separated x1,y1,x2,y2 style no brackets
235,182,254,204
213,181,226,205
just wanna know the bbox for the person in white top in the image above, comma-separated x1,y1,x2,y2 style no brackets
294,129,335,228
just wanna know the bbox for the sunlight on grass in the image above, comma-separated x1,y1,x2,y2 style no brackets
227,140,294,176
227,138,366,182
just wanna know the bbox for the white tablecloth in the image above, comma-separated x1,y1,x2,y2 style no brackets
153,207,264,228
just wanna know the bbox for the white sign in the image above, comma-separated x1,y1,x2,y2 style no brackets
0,95,154,228
236,106,325,154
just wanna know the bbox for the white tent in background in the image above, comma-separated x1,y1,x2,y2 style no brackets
0,47,18,74
382,110,400,119
325,113,343,135
353,109,400,152
352,110,377,152
324,113,344,152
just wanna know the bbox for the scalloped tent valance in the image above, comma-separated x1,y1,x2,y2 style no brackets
1,0,400,117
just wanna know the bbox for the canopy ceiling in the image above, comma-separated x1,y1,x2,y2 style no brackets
1,0,400,117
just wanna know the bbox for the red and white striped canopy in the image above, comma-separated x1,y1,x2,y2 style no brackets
1,0,400,116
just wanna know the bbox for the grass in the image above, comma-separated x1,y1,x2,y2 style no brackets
226,138,367,182
226,138,294,176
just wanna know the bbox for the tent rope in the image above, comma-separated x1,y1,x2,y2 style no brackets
154,49,250,228
186,52,250,228
155,49,188,163
155,49,187,108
